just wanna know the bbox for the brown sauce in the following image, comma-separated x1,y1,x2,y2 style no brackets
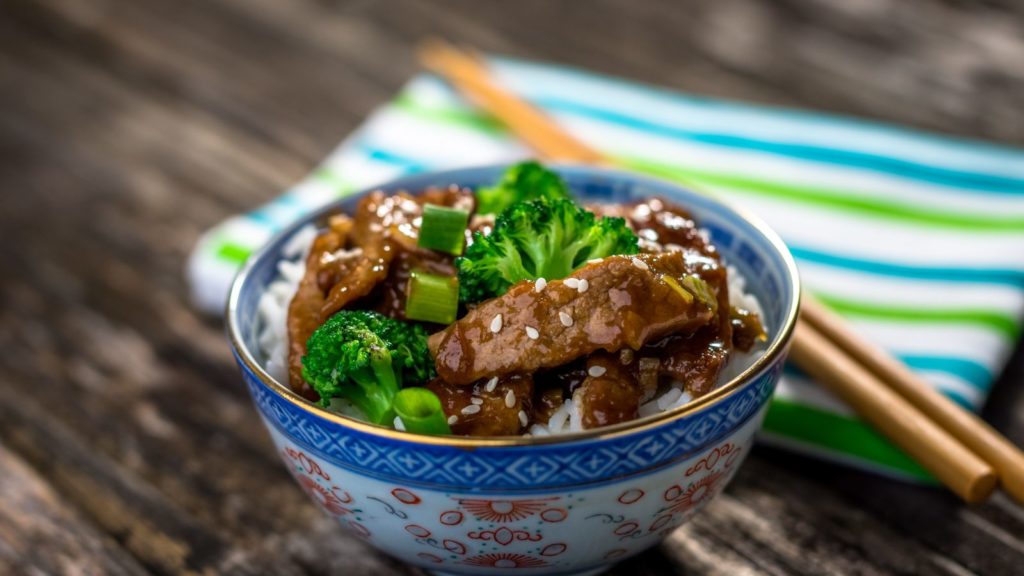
285,191,766,434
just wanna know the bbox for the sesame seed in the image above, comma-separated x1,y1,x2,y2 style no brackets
505,389,516,408
447,415,459,426
559,311,573,327
485,376,499,392
525,326,539,340
393,416,406,431
461,404,481,416
534,277,547,292
471,397,484,405
588,365,607,377
620,349,635,365
587,257,604,264
577,279,589,293
632,257,649,271
519,410,529,427
490,313,503,333
564,278,580,289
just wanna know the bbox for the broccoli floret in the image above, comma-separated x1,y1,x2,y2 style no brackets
475,161,570,214
457,198,639,303
301,310,434,423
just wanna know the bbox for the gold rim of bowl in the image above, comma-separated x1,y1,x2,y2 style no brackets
226,164,802,448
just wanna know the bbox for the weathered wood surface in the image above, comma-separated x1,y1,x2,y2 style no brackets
0,0,1022,574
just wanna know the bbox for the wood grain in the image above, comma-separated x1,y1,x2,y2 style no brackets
0,0,1022,574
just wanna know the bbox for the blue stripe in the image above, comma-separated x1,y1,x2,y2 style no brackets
349,142,1024,289
783,365,980,410
939,390,976,411
245,209,277,227
898,356,993,390
531,97,1024,194
791,245,1024,287
246,194,307,230
490,58,1024,172
358,143,433,173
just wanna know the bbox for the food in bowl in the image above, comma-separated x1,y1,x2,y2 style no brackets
256,162,767,437
230,164,799,575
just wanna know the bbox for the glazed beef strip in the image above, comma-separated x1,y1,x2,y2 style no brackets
428,251,719,386
363,187,472,319
286,194,403,395
286,187,472,396
286,215,372,398
649,328,729,397
528,360,586,425
648,264,732,397
575,354,641,429
618,198,744,397
731,306,767,352
427,374,533,436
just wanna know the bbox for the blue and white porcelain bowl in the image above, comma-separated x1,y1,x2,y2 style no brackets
227,165,800,575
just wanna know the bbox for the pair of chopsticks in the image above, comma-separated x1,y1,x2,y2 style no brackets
418,40,1024,504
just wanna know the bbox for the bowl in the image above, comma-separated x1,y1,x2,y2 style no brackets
227,164,800,575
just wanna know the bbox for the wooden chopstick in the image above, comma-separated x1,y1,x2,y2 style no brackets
790,318,997,502
417,39,1019,503
418,41,606,165
801,295,1024,503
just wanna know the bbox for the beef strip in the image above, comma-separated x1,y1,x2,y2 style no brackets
651,328,729,397
428,251,718,385
363,187,470,319
532,386,566,424
427,374,533,436
320,256,390,319
372,248,456,319
287,197,399,396
731,306,767,352
528,360,585,425
647,265,732,397
286,187,473,397
612,197,738,398
286,216,357,399
575,354,641,429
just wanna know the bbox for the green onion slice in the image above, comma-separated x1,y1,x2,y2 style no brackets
418,203,470,255
682,275,718,314
393,388,452,435
405,271,459,324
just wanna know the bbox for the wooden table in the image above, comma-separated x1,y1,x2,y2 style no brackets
1,0,1022,574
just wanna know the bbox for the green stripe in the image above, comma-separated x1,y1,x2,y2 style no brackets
393,92,506,134
815,292,1020,340
617,156,1024,232
209,171,359,266
392,93,1024,233
215,241,253,264
312,167,347,189
762,397,934,481
312,167,359,198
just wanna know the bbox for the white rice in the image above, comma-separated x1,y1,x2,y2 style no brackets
256,231,768,436
257,225,318,384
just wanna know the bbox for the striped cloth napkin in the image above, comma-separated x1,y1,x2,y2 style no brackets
189,57,1024,480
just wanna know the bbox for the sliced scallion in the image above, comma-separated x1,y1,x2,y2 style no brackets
682,275,718,314
661,275,693,304
393,387,452,435
418,203,470,255
405,271,459,324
